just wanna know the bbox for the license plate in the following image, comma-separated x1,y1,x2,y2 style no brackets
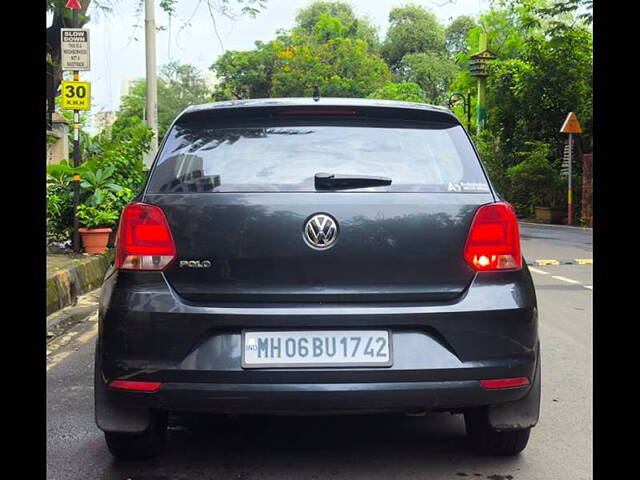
242,330,392,368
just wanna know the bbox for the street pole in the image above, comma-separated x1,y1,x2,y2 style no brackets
466,90,472,133
72,7,81,253
476,31,487,136
145,0,158,167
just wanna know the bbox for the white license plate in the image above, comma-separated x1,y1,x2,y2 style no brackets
242,330,392,368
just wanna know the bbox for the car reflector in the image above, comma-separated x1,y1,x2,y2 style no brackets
479,377,530,389
108,380,163,392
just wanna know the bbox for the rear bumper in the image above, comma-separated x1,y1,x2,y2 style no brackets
96,266,539,431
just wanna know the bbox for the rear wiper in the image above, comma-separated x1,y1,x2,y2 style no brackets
314,172,392,190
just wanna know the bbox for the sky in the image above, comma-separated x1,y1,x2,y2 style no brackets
63,0,490,133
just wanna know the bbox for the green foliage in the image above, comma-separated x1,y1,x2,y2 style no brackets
79,164,123,206
270,36,391,98
445,15,477,57
294,1,380,50
382,5,447,70
368,82,428,103
212,13,391,100
397,52,459,105
504,142,565,214
119,62,213,139
76,204,119,230
46,169,74,244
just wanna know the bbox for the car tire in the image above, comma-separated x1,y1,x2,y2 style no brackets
464,407,530,456
104,411,168,460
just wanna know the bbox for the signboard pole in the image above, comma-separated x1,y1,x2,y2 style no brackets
560,112,582,226
71,7,81,253
567,133,573,225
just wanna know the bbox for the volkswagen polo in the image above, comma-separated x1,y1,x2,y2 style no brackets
95,98,540,459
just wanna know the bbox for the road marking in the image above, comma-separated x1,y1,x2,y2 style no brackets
47,321,98,371
584,285,593,290
551,275,581,284
535,259,560,266
529,267,549,275
575,258,593,265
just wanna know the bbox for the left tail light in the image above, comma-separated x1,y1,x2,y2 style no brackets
463,202,522,271
116,202,176,271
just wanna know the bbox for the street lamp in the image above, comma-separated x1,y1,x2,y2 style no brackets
448,91,472,133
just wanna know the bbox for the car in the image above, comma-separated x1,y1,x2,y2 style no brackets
95,97,540,459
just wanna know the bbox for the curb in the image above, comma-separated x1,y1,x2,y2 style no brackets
46,250,114,316
519,221,592,231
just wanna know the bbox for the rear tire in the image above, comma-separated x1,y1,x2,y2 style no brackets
464,407,530,456
104,411,168,460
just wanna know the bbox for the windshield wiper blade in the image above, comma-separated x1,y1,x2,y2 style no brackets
314,172,392,190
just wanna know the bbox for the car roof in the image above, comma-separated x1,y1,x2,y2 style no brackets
177,97,456,123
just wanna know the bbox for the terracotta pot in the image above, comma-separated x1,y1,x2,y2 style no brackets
79,228,112,254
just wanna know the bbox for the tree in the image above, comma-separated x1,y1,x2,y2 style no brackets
119,62,214,139
397,52,459,105
211,39,280,100
368,83,428,103
445,15,477,57
270,36,391,98
293,1,380,51
212,13,391,99
381,5,447,70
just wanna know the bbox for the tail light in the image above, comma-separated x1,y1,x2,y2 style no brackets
464,202,521,271
116,203,176,271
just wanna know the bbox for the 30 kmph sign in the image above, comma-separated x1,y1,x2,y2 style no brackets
61,28,90,71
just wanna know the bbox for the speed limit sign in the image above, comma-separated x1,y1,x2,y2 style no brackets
61,81,91,110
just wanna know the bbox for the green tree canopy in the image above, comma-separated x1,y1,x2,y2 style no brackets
212,10,391,100
445,15,477,57
293,1,380,50
381,4,446,70
397,52,458,105
119,62,213,139
368,83,428,103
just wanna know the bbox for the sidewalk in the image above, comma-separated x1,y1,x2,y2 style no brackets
46,250,114,316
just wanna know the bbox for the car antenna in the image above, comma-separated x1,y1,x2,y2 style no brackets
313,84,320,102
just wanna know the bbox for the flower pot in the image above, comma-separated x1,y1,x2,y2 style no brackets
534,206,565,225
78,228,112,254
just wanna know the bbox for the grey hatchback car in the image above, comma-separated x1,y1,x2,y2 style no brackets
95,98,540,459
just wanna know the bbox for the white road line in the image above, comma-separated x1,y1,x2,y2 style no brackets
47,322,98,371
584,285,593,290
529,267,549,275
551,275,581,284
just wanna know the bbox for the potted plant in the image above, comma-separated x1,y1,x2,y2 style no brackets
76,204,119,254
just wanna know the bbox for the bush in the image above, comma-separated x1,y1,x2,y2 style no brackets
504,142,565,215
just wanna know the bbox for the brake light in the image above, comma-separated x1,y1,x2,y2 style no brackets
276,109,357,115
108,380,163,392
464,202,521,271
479,377,530,389
116,203,176,271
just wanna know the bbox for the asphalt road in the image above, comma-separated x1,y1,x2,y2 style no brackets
47,223,592,480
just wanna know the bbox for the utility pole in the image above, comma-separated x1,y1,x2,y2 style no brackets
145,0,158,168
469,29,495,136
71,6,81,253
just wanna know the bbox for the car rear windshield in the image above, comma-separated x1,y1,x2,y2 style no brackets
147,117,490,193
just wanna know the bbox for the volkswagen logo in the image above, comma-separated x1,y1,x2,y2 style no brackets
303,213,339,250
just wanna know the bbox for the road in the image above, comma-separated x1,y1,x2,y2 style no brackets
47,223,592,480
